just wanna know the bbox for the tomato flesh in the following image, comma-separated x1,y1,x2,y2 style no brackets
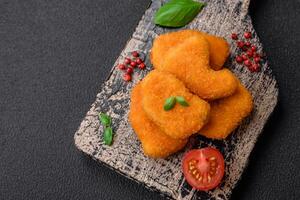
182,147,225,191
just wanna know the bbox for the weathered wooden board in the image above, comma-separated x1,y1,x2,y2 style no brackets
74,0,278,199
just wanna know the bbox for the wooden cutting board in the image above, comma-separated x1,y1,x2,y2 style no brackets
74,0,278,199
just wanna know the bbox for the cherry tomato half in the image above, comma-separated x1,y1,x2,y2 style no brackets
182,147,225,191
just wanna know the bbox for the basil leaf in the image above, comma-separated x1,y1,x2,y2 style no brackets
154,0,206,27
164,96,176,111
176,96,189,107
99,113,111,127
103,127,113,146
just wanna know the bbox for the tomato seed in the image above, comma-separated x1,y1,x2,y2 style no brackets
207,175,212,183
209,157,216,161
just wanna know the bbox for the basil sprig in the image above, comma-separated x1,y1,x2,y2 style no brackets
154,0,206,28
103,127,113,146
99,113,111,127
98,112,114,146
164,96,176,111
164,96,189,111
175,96,189,107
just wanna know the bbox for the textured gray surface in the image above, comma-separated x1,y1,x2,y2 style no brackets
74,0,278,199
2,0,300,200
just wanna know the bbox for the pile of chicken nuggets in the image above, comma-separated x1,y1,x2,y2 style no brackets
129,30,253,158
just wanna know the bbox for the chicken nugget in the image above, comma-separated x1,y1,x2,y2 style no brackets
141,70,210,139
202,32,230,70
129,83,188,158
150,29,229,70
161,35,238,100
199,82,253,139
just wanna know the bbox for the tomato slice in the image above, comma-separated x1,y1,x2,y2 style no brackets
182,147,225,191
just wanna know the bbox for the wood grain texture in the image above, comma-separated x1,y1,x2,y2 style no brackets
74,0,278,199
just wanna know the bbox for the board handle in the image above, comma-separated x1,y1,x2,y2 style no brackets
240,0,251,18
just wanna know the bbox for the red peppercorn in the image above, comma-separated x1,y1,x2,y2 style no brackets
136,58,143,64
244,59,252,67
138,63,146,69
236,56,243,63
123,74,131,82
254,57,261,63
247,49,253,57
244,32,252,39
251,46,257,52
250,63,260,72
237,41,244,48
118,64,126,70
130,61,137,67
132,51,139,57
248,65,254,72
242,54,248,60
231,33,238,40
245,41,251,47
126,67,133,74
124,57,131,64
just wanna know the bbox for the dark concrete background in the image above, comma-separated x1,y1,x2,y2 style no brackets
1,0,299,199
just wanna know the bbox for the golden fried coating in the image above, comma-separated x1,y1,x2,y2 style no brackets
202,32,230,70
199,82,253,139
160,35,237,100
141,70,210,139
150,29,229,71
129,83,188,158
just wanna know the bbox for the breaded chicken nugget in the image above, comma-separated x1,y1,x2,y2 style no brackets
199,82,253,139
150,30,229,70
129,83,188,158
161,35,237,100
141,70,210,139
202,32,230,70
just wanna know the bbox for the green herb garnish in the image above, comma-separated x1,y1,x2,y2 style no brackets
154,0,206,28
175,96,189,107
99,112,113,146
164,96,190,111
103,127,113,146
164,96,176,111
99,113,111,127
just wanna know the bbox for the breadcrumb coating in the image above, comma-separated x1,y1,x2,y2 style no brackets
129,83,187,158
150,29,229,71
141,70,210,139
199,82,253,139
160,35,237,100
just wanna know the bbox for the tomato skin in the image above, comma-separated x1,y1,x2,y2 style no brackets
182,147,225,191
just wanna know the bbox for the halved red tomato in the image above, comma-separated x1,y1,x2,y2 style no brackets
182,147,225,191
